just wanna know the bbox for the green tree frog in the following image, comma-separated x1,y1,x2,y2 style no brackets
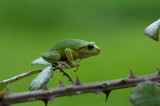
29,39,100,90
41,39,100,70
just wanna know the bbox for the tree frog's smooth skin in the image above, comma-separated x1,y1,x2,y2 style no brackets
42,39,100,68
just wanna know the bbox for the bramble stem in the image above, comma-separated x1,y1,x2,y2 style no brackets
0,71,160,105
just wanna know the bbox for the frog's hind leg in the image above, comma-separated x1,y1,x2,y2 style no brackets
42,51,61,63
57,61,71,69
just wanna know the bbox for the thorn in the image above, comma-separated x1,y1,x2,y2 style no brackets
43,99,48,106
57,77,65,87
96,90,101,98
59,68,74,84
43,82,49,90
49,96,55,103
74,74,82,85
43,86,49,90
128,67,137,79
103,90,111,103
156,65,160,75
5,86,12,95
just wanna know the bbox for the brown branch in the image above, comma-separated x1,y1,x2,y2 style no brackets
0,69,160,105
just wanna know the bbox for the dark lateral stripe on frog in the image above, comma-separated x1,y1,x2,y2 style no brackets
75,46,88,52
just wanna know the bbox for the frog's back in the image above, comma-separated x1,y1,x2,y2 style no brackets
49,39,89,55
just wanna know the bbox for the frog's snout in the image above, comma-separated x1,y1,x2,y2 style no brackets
94,47,100,55
97,48,100,51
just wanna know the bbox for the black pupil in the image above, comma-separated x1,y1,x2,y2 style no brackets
88,44,94,50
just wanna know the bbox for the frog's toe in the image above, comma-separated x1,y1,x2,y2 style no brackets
72,61,79,67
57,61,71,69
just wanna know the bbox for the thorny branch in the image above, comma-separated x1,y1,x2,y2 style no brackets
1,67,160,106
58,68,74,84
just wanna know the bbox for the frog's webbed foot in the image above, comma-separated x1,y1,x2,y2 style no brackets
57,61,71,69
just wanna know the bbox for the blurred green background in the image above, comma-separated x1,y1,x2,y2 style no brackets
0,0,160,106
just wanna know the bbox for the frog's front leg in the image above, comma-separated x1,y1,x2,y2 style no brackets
65,48,79,70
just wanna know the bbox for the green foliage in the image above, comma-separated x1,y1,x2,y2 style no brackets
130,81,160,106
31,57,51,66
29,66,53,91
144,19,160,41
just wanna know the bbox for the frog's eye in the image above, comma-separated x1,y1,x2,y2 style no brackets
88,44,94,50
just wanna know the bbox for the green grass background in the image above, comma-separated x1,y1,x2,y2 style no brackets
0,0,160,106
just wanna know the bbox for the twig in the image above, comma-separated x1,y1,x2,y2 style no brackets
58,68,74,84
0,68,160,105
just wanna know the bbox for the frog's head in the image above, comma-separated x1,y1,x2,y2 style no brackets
76,42,100,59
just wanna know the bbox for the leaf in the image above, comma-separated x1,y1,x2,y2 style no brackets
130,81,160,106
29,65,53,91
0,69,42,91
31,57,51,66
144,19,160,41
